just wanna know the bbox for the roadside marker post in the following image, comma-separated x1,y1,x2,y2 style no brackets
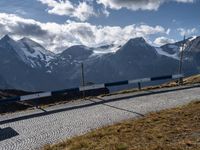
138,82,141,90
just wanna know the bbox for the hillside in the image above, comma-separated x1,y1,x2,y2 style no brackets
0,35,200,91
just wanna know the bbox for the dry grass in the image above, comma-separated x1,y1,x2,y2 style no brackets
183,74,200,85
43,101,200,150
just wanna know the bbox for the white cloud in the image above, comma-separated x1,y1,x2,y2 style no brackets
101,7,110,17
37,0,195,21
154,36,176,46
166,29,171,35
38,0,96,21
0,13,168,53
176,0,194,2
97,0,194,11
177,28,198,36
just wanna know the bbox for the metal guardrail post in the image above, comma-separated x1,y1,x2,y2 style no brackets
81,63,86,99
138,82,141,90
178,77,183,85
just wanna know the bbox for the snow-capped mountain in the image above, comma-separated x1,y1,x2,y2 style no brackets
160,36,200,72
18,37,55,68
0,35,63,91
0,35,27,62
82,37,179,83
0,35,55,69
155,47,179,60
60,45,93,63
0,35,199,91
161,36,200,56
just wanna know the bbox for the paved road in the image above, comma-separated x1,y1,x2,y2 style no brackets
0,85,200,150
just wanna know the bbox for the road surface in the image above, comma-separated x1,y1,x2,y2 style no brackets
0,85,200,150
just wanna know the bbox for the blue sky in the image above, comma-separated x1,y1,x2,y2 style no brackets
0,0,199,52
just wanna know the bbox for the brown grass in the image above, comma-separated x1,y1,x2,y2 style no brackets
183,74,200,85
43,101,200,150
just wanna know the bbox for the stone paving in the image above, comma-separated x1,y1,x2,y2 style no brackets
0,85,200,150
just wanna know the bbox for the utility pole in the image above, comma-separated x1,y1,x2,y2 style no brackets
81,62,85,86
81,62,85,99
178,35,186,85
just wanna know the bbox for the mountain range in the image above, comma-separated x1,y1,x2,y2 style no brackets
0,35,199,91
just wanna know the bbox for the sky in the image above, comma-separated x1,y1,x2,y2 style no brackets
0,0,199,53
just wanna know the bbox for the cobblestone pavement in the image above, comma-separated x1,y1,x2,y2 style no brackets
0,85,200,150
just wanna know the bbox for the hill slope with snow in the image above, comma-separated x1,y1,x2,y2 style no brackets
0,35,199,91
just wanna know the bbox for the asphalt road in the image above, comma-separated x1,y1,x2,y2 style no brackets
0,85,200,150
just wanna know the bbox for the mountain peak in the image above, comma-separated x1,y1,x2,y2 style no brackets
18,37,55,57
19,37,39,45
19,37,52,53
0,34,13,42
0,35,18,48
121,37,149,49
20,37,31,41
128,37,146,44
64,45,92,53
116,37,157,58
61,45,93,61
68,45,88,49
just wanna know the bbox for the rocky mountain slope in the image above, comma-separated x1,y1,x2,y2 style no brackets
0,35,199,91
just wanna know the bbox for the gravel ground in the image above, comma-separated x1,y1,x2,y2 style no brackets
0,85,200,150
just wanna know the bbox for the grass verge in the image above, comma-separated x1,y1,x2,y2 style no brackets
43,101,200,150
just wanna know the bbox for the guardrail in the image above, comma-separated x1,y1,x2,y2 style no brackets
0,74,183,105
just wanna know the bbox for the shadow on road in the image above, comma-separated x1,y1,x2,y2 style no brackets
0,84,199,125
0,127,19,141
89,98,145,117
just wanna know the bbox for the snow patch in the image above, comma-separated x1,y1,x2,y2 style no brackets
189,36,197,42
155,47,179,60
17,38,56,68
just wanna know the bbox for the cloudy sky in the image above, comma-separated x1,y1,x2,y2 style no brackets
0,0,199,53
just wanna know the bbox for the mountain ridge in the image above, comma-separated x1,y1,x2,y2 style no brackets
0,35,199,91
